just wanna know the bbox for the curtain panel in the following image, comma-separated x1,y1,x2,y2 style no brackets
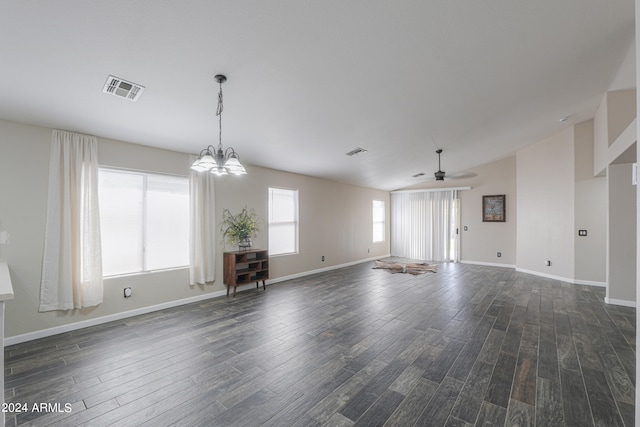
391,190,458,262
39,130,103,311
189,161,216,285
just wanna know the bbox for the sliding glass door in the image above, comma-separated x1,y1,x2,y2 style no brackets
391,190,460,262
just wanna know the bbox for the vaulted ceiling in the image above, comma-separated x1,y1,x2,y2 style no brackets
0,1,635,190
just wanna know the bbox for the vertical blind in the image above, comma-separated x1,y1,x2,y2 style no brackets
391,190,458,262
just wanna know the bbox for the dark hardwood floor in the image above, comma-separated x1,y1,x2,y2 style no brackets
4,261,636,426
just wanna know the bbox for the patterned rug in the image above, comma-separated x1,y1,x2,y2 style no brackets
373,259,437,275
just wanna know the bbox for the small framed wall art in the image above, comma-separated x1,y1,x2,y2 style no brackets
482,194,505,222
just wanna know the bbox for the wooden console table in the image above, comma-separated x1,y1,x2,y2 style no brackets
223,249,269,297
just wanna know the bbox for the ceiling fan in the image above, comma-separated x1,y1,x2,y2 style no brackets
430,148,477,181
434,149,446,181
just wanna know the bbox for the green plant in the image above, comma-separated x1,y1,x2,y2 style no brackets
220,206,262,245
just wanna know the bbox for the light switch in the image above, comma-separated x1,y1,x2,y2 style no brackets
578,230,587,236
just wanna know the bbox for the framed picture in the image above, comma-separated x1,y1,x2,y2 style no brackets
483,195,505,222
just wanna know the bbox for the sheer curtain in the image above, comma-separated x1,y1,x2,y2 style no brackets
391,190,458,262
39,130,103,311
189,159,216,285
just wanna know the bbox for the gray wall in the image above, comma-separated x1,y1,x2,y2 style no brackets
516,127,576,279
574,120,607,284
515,121,608,285
608,162,637,303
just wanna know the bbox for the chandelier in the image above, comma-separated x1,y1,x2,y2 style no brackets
191,74,246,176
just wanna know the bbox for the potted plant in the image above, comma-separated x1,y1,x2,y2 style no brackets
220,206,262,250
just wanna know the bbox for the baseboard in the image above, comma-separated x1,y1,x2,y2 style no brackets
515,268,606,287
574,279,606,288
604,297,636,308
4,255,391,346
4,291,229,346
268,254,391,285
460,260,516,269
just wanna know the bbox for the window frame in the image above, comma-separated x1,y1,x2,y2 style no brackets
372,199,385,243
268,186,299,257
98,167,190,277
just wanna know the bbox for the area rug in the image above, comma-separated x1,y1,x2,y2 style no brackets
373,259,437,275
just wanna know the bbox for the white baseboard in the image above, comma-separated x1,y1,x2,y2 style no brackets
604,297,636,308
5,291,226,346
574,279,606,288
460,260,516,269
4,255,391,346
268,254,391,285
515,268,606,287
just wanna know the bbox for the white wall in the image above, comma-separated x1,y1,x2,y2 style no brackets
516,127,575,280
0,119,390,340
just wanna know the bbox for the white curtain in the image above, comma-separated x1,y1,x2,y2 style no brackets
391,190,458,262
189,160,216,285
39,130,103,311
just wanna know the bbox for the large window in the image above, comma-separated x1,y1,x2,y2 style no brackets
268,187,299,256
373,200,385,242
99,169,189,276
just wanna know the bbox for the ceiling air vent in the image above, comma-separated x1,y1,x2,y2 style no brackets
345,147,368,156
102,75,145,101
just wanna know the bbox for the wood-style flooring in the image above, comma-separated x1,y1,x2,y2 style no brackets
4,261,636,426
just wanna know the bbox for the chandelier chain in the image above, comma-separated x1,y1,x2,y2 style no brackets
216,82,224,148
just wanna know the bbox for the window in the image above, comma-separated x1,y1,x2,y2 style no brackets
373,200,385,242
268,187,299,256
99,169,189,276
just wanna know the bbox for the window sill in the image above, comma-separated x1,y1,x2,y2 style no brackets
103,266,189,280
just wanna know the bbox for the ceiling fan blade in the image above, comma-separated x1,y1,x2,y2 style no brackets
447,172,478,180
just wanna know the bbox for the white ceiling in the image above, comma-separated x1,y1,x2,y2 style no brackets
0,1,635,191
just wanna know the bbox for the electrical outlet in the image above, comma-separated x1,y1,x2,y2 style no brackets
578,230,587,236
124,287,132,298
545,260,551,266
497,252,501,257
